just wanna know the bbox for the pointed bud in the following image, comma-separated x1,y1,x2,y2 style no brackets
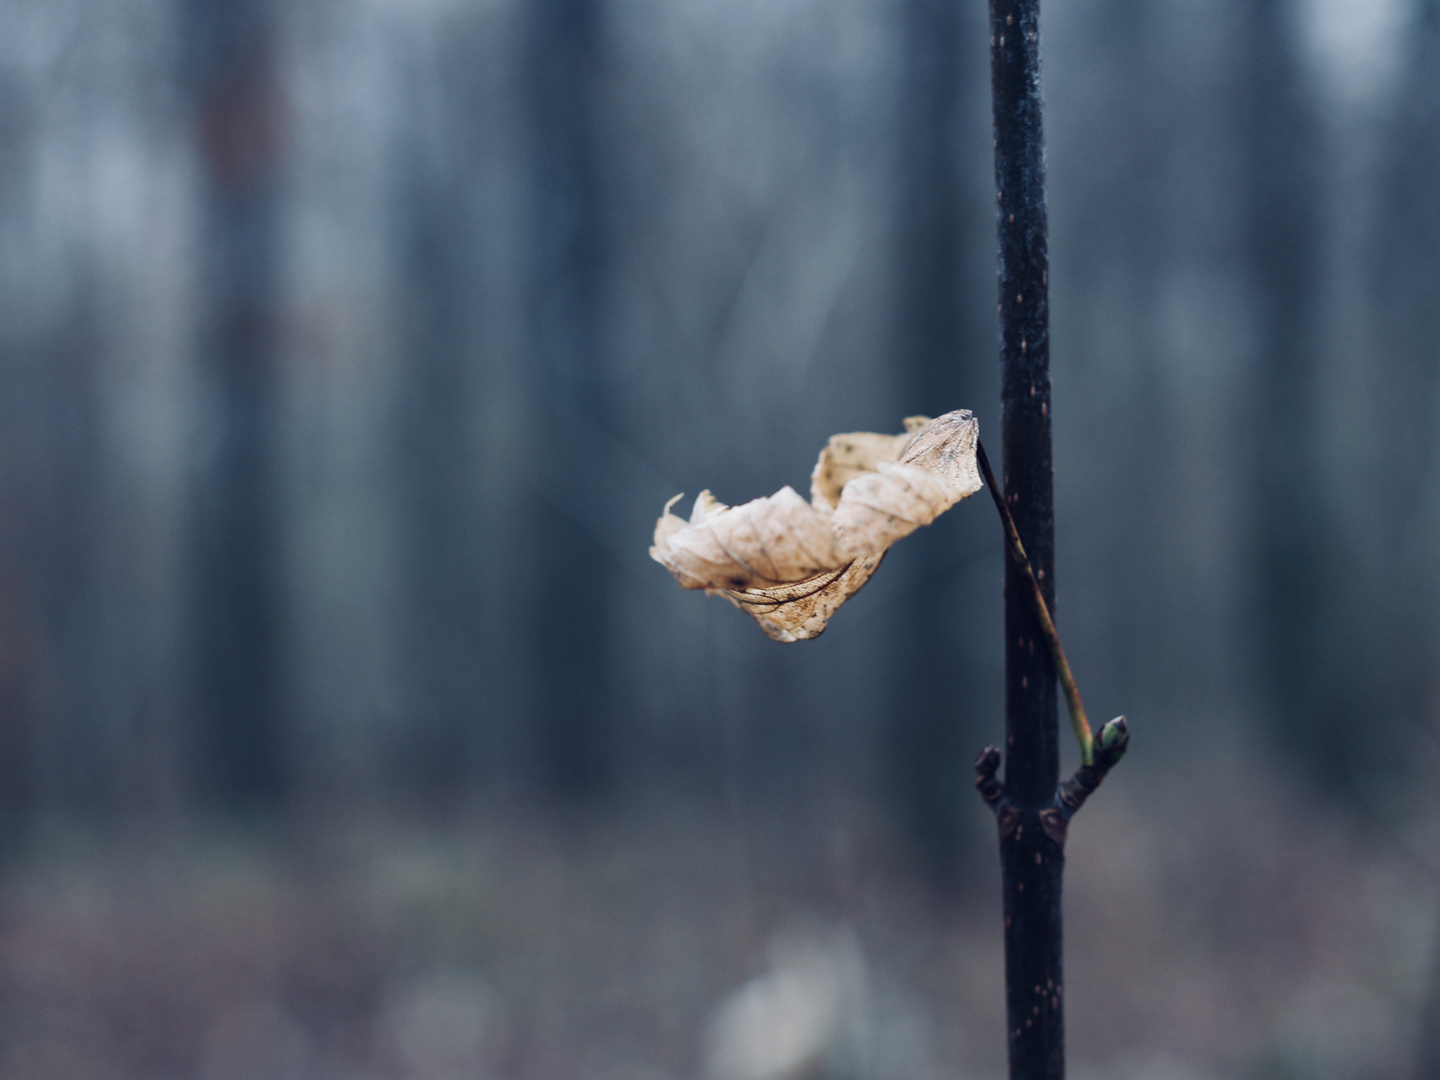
974,745,1004,807
1095,716,1128,768
975,745,1002,777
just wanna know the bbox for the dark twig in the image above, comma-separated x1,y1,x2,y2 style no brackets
973,443,1128,1079
979,3,1128,1065
985,0,1065,1067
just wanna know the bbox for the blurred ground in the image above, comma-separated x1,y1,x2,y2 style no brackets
0,752,1433,1080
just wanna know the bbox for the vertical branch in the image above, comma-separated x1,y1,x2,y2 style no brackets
990,0,1061,1076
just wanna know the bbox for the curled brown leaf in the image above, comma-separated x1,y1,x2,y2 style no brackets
650,409,981,641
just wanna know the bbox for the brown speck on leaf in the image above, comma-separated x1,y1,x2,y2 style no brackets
1017,293,1023,303
1006,13,1012,23
1009,214,1015,224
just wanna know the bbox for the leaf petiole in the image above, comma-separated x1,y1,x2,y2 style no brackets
976,441,1095,766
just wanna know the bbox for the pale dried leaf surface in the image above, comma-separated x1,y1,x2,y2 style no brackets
720,554,887,644
832,409,981,558
651,410,980,641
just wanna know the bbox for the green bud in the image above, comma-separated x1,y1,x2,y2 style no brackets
1095,716,1129,767
1099,716,1127,749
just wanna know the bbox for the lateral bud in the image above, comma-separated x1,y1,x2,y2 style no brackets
974,745,1004,809
1094,716,1128,769
1057,717,1130,821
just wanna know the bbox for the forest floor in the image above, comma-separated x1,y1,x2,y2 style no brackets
0,760,1431,1080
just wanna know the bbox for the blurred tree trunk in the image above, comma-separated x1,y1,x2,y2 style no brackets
522,0,612,801
1382,6,1440,1079
1074,0,1171,705
889,0,985,887
184,0,287,812
1240,0,1334,780
1420,914,1440,1080
18,291,105,824
390,43,490,809
1372,0,1440,778
0,22,193,831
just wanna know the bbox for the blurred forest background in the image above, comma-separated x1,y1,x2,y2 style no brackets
1,0,1439,1076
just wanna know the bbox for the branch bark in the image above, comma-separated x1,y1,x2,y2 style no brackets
977,11,1128,1064
987,1,1062,1074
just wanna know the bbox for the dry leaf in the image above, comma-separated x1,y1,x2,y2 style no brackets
650,409,981,642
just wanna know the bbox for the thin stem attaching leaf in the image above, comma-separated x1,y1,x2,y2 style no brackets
976,440,1095,766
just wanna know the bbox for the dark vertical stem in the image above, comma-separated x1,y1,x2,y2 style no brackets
990,0,1062,1076
184,0,287,811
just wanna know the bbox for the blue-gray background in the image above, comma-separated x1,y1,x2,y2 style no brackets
0,0,1437,1076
